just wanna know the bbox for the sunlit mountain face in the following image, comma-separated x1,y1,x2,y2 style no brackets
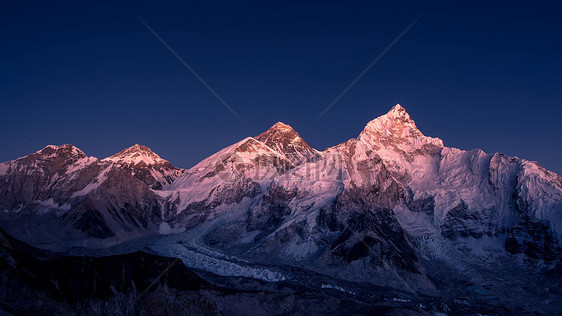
1,105,561,314
2,0,561,314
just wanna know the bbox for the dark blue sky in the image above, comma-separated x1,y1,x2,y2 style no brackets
1,1,561,174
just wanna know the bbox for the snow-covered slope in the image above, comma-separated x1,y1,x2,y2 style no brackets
163,122,322,227
0,144,100,210
254,122,320,165
102,144,185,189
0,144,186,247
158,104,562,289
0,105,561,304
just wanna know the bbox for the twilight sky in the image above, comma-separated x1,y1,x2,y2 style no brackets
1,1,561,174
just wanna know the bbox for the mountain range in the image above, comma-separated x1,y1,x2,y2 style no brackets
1,104,561,314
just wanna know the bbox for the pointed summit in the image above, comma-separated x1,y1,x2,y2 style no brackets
256,122,300,145
257,122,299,139
103,144,166,166
382,103,415,126
269,121,293,131
102,144,184,189
358,104,443,150
360,104,419,137
390,103,405,112
386,103,414,122
255,122,319,165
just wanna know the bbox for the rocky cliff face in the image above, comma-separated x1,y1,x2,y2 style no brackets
0,144,98,208
0,144,185,246
254,122,320,165
0,104,561,313
102,144,185,189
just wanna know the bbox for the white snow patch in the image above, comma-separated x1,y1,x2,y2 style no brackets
71,166,111,197
157,222,184,235
151,242,285,282
321,284,354,294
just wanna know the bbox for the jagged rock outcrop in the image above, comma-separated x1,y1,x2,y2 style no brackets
0,104,562,313
254,122,319,165
102,144,185,189
0,144,186,246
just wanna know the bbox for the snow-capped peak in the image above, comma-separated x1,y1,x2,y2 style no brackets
256,122,300,143
357,104,444,151
103,144,166,166
34,144,87,159
390,103,406,113
255,122,319,165
270,121,293,131
361,104,418,136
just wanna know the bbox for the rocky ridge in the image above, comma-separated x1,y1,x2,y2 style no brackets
0,104,561,313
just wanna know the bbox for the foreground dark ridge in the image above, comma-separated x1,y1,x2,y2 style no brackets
0,228,518,315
